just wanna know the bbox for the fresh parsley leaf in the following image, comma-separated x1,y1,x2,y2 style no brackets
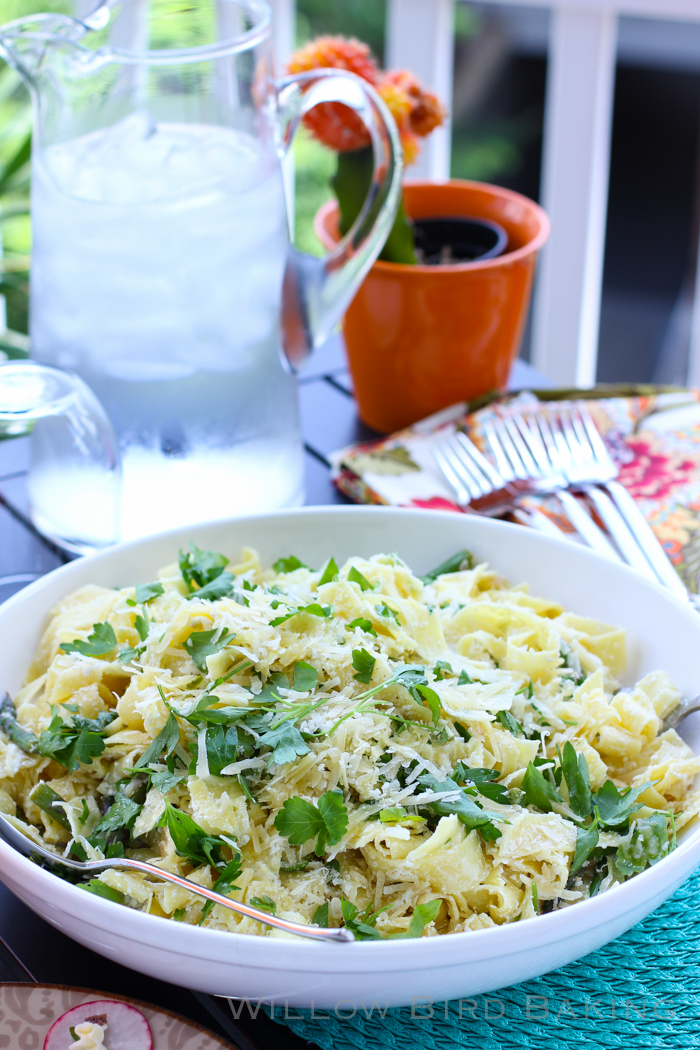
593,779,651,829
96,792,142,834
117,644,146,665
158,800,235,869
616,812,673,876
134,614,149,642
347,566,373,591
433,660,453,681
0,693,38,753
521,762,563,812
560,640,585,684
60,622,117,657
186,572,235,601
269,603,332,627
179,544,229,592
134,711,181,769
454,721,471,741
420,549,473,584
417,773,503,839
375,602,400,624
313,902,329,927
293,661,318,692
345,618,377,637
413,683,441,727
204,725,240,776
259,722,310,768
408,899,442,937
274,790,349,856
340,898,388,940
79,879,125,904
34,709,117,773
496,710,524,736
280,861,310,874
273,555,308,574
250,895,276,914
150,769,186,794
571,816,599,874
458,670,473,686
319,557,339,585
515,680,534,698
198,855,244,925
30,783,72,830
183,628,236,673
352,648,376,685
451,764,510,804
135,582,164,604
561,742,593,819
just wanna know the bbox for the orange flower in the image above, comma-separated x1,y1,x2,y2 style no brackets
286,35,446,162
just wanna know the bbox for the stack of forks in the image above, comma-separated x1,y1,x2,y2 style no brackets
431,400,691,606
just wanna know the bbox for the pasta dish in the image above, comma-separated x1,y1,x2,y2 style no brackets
0,543,697,940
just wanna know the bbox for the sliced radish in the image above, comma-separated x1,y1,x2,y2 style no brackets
43,999,152,1050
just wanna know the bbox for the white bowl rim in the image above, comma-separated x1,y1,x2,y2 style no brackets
1,504,698,969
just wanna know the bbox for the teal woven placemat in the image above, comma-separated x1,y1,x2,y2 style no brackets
267,867,700,1049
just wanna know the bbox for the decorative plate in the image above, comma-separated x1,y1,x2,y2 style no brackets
0,983,231,1048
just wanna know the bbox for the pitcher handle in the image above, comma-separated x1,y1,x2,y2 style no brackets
276,69,403,370
0,362,121,552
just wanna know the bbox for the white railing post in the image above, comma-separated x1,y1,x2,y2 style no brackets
531,6,618,387
268,0,296,238
386,0,455,181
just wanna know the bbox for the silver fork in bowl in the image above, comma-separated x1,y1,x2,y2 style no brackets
512,402,689,602
0,810,353,943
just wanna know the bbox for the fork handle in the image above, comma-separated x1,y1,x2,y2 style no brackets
582,485,660,582
556,489,621,562
80,857,353,942
605,481,689,602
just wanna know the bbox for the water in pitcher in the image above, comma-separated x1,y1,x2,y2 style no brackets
30,112,302,542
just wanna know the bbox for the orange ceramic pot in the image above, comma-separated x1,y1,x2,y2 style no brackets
315,180,550,433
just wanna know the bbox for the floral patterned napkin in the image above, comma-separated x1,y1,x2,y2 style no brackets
331,388,700,595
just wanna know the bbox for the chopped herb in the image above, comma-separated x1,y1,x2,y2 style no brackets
454,721,471,742
417,773,503,840
183,628,236,673
172,906,187,921
186,572,235,601
293,661,319,692
237,773,256,803
593,779,651,829
150,769,186,794
79,879,125,904
433,660,453,681
319,557,339,585
407,899,442,938
571,815,599,874
457,670,473,686
158,800,240,871
32,709,117,773
347,566,373,591
345,618,377,637
561,742,592,819
95,792,142,834
134,582,164,604
203,725,240,776
521,762,563,812
280,861,310,874
199,855,244,925
340,898,385,940
616,812,673,876
420,549,473,584
515,680,534,698
250,895,277,914
179,544,229,592
269,603,332,627
451,764,510,804
532,882,539,912
379,806,422,823
496,710,524,737
352,648,376,685
30,783,72,830
274,790,349,856
134,614,149,642
375,603,400,625
273,556,308,574
60,622,117,658
134,711,180,769
313,902,329,927
258,722,310,768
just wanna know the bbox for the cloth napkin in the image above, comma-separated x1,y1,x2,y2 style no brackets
330,387,700,596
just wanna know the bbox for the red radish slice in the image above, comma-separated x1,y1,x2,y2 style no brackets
43,999,152,1049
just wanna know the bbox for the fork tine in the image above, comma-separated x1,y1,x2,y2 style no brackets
576,402,616,470
443,434,492,497
431,441,476,505
454,431,505,488
490,416,529,479
533,412,562,474
482,419,514,479
500,414,540,476
511,412,552,476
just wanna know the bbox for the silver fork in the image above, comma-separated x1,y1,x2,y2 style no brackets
0,809,353,943
482,414,623,563
430,428,572,539
514,403,689,601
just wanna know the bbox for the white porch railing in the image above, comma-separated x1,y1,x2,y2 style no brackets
271,0,700,388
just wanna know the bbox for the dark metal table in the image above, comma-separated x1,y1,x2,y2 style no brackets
0,336,546,1048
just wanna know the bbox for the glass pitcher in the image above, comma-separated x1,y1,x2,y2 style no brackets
0,0,402,545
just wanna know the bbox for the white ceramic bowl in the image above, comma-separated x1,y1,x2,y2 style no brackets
0,506,698,1009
